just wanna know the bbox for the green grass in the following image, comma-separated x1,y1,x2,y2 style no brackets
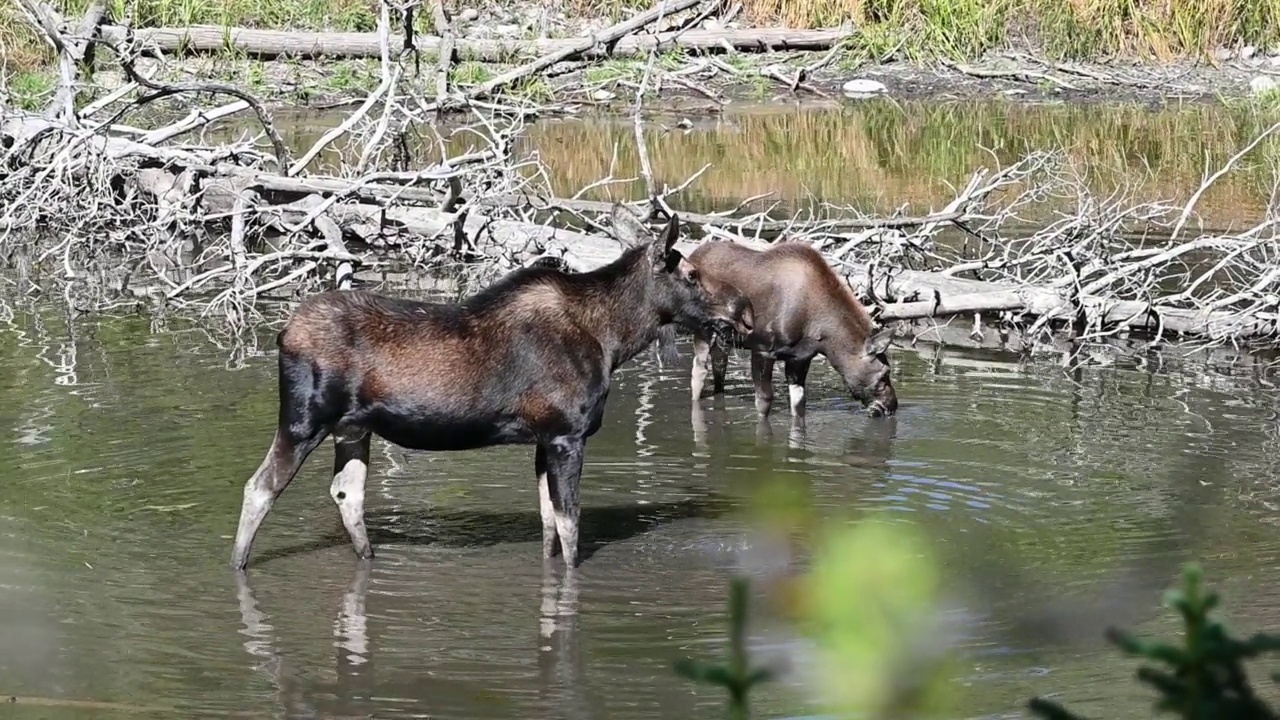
449,61,493,87
743,0,1280,61
6,0,1280,82
583,58,645,86
4,70,56,111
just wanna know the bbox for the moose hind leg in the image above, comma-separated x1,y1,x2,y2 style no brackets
232,427,327,570
537,444,560,559
751,352,776,416
710,337,729,394
544,438,585,569
331,433,374,561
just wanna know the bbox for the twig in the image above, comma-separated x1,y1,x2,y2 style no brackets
432,0,455,105
1170,121,1280,241
940,58,1079,91
438,0,700,110
104,39,292,168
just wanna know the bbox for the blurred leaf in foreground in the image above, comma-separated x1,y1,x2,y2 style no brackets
796,518,956,719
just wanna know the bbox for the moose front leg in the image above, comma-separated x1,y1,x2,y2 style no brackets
232,426,328,570
536,444,559,559
784,357,812,418
331,433,373,561
751,352,776,416
544,437,585,569
691,334,711,401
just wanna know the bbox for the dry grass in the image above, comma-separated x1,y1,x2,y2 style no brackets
525,100,1280,226
743,0,1280,60
3,0,1279,73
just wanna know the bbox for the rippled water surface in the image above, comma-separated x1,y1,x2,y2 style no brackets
9,98,1280,718
5,298,1280,719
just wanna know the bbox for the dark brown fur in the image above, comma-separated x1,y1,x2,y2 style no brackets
684,240,898,418
230,209,754,572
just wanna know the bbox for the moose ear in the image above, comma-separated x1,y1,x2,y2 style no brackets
653,213,683,272
863,325,895,356
610,203,648,247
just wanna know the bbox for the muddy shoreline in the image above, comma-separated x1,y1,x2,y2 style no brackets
108,41,1277,120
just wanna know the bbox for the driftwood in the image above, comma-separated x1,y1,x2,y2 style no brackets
98,24,852,62
5,0,1280,358
6,100,1280,353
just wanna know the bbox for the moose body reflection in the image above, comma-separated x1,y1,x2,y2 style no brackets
231,207,753,571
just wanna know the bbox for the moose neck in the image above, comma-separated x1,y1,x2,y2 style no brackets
571,249,665,370
822,323,868,388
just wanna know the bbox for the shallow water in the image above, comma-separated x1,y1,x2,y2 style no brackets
9,98,1280,717
239,98,1280,227
5,300,1280,719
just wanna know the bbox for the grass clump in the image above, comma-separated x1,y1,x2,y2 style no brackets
449,61,493,87
739,0,1280,61
3,69,56,110
583,58,645,86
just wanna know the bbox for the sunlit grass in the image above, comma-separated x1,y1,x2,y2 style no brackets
523,100,1280,225
5,0,1279,74
743,0,1280,61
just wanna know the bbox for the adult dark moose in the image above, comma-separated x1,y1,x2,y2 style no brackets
230,206,755,572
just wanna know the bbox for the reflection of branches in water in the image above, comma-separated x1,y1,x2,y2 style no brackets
0,295,100,444
633,364,659,460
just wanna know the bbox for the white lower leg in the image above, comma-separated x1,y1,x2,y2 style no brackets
538,470,559,558
691,361,708,399
555,504,580,567
330,457,371,559
789,384,806,414
232,475,274,568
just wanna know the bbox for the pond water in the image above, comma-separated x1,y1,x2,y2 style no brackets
7,98,1280,718
246,98,1280,226
5,300,1280,719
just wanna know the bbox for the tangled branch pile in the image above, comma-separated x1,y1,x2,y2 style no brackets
3,0,1280,360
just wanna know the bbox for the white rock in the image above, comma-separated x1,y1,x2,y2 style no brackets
1250,75,1279,95
494,23,521,36
1269,55,1280,68
701,18,721,31
841,78,888,98
458,7,479,22
1213,47,1233,62
591,89,616,102
1241,45,1258,60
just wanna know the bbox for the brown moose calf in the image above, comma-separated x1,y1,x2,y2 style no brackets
684,240,898,418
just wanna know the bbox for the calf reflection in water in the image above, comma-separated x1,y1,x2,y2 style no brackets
683,240,899,419
230,207,753,571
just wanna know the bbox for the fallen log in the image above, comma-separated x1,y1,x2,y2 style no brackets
97,25,853,62
7,108,1269,344
531,229,1278,344
478,193,964,234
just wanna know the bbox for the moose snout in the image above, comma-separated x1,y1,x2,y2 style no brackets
867,386,899,417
